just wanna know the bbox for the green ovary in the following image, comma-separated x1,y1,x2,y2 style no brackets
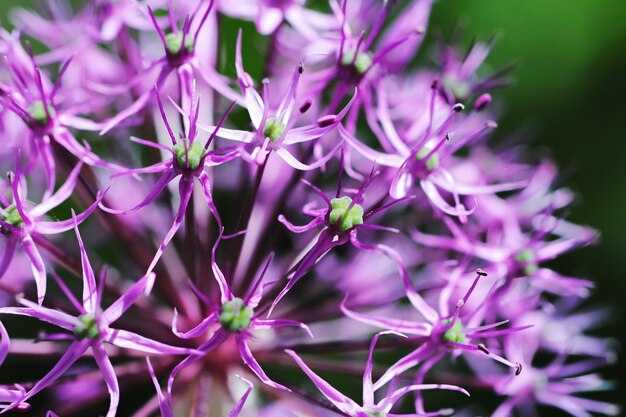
442,319,466,344
27,100,55,125
515,249,538,275
2,206,24,228
220,298,254,332
443,75,470,100
341,49,373,74
172,139,206,170
165,32,194,55
74,314,100,340
415,147,440,170
262,118,286,142
329,196,364,232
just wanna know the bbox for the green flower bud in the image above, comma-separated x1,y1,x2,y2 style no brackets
27,100,56,125
2,206,24,228
443,74,470,101
442,319,466,344
220,298,254,332
172,139,206,170
74,314,100,340
165,32,194,55
262,118,286,142
329,196,364,232
415,147,440,170
515,249,538,276
341,50,373,75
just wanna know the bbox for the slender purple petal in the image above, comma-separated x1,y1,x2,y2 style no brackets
106,328,191,355
285,349,355,412
237,336,290,392
92,344,120,417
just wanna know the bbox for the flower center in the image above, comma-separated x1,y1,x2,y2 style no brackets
27,100,55,126
172,139,206,170
74,314,100,340
262,118,286,142
219,298,254,332
1,206,24,228
442,319,466,344
329,196,364,232
165,32,194,56
341,49,373,75
415,147,440,170
442,74,470,101
514,249,538,275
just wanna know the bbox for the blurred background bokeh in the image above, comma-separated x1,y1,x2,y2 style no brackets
428,0,626,397
1,0,624,412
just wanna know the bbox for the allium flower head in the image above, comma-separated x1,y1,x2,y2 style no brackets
0,1,616,416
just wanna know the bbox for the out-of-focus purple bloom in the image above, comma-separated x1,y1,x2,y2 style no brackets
99,1,241,134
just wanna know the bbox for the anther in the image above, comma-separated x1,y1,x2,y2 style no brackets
262,78,270,85
298,62,303,74
431,80,439,89
477,343,489,354
299,99,312,114
317,114,338,128
456,299,464,308
473,93,492,111
486,120,498,129
415,26,426,35
515,362,523,376
453,103,465,112
476,268,488,277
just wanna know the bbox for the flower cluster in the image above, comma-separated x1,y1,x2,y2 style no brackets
0,1,616,416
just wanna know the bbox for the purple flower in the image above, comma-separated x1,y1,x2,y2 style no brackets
197,32,355,170
99,1,241,134
0,33,126,194
0,1,614,415
286,331,469,417
167,236,312,400
272,165,411,313
484,329,619,417
342,269,526,394
0,156,105,303
0,216,192,415
101,88,238,289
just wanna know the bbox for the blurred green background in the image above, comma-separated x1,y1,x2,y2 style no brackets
428,0,626,394
0,0,623,412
